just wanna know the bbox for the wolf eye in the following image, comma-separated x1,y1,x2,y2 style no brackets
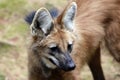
48,43,58,52
68,44,73,53
49,46,58,52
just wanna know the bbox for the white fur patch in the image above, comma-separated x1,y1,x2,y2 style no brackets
68,40,73,45
48,43,57,48
62,2,77,31
48,56,59,66
41,57,57,69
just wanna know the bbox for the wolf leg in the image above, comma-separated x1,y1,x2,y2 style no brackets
88,47,105,80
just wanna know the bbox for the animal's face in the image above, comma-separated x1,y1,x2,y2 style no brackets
38,28,76,71
30,2,77,71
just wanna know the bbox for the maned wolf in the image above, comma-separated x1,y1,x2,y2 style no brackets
26,0,120,80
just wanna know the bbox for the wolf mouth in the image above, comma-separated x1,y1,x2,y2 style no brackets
48,58,57,66
46,55,76,71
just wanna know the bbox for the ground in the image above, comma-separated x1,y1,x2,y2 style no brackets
0,0,120,80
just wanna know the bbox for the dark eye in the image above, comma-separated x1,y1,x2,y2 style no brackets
49,46,58,52
68,44,73,53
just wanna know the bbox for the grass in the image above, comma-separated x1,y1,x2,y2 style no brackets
0,0,33,80
2,21,28,39
0,41,15,54
0,73,5,80
0,0,26,19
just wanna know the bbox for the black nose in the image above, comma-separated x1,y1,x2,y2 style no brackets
66,62,76,71
58,53,76,71
62,59,76,71
61,53,76,71
59,60,76,71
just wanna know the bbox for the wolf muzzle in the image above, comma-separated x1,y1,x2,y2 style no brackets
59,53,76,71
49,53,76,71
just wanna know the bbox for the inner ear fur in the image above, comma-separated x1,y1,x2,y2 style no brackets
30,8,54,36
57,2,77,31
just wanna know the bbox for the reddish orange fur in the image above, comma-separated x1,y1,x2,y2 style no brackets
28,0,120,80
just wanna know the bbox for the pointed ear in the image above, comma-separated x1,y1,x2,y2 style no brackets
62,2,77,31
30,8,54,36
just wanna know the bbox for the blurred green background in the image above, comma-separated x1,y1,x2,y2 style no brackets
0,0,120,80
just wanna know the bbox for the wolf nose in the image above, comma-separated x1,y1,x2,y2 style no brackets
66,62,76,71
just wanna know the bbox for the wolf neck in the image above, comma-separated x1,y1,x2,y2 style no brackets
29,60,61,80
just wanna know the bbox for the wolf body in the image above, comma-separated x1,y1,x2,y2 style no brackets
27,0,120,80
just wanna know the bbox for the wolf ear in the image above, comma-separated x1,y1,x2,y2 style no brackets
30,8,53,36
62,2,77,31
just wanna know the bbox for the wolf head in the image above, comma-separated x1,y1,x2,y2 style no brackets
29,2,77,75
